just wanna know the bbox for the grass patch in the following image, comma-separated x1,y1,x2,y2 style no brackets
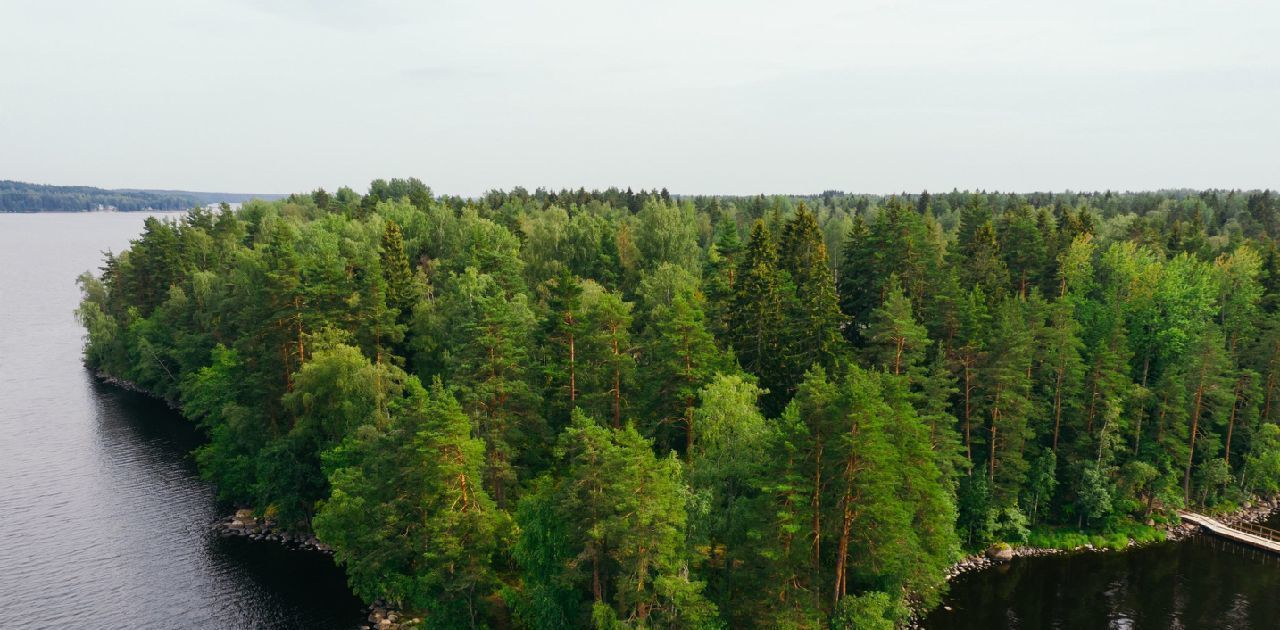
1023,521,1165,551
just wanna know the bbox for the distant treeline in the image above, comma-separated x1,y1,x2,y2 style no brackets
0,180,283,212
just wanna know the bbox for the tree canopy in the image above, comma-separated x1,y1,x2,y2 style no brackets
78,184,1280,628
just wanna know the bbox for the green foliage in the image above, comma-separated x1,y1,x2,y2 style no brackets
688,375,771,622
516,413,718,628
315,379,500,626
1075,463,1114,526
1243,423,1280,494
828,591,907,630
75,184,1280,627
729,221,792,414
864,276,929,378
636,264,731,454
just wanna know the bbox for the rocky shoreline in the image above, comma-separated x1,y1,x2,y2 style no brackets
211,510,423,628
210,509,333,554
360,603,421,629
943,498,1280,582
96,370,419,628
93,370,182,410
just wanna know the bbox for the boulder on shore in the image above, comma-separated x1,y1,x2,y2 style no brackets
986,544,1014,561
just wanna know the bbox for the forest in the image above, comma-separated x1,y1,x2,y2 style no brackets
0,180,279,212
76,180,1280,629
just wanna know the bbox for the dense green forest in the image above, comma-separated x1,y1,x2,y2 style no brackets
77,180,1280,628
0,180,281,212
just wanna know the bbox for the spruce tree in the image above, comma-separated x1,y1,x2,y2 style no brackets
380,218,417,320
838,214,875,342
729,221,791,414
780,203,847,385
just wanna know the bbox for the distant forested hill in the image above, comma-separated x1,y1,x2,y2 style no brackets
0,180,284,212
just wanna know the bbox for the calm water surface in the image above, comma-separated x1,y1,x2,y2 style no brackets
0,212,362,629
924,518,1280,629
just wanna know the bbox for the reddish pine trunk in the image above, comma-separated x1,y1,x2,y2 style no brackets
1052,362,1065,451
568,331,576,403
1183,360,1210,505
611,333,622,428
963,359,974,464
1265,369,1277,423
1226,378,1243,466
988,383,1004,484
811,437,823,604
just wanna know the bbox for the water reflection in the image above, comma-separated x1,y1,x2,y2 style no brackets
925,534,1280,629
0,213,362,629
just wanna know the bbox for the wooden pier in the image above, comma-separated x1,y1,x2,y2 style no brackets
1178,510,1280,553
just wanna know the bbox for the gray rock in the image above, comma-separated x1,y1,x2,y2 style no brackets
986,545,1014,561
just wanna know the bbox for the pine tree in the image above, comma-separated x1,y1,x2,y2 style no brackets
997,202,1047,298
636,264,731,455
780,367,842,612
981,299,1035,503
827,367,956,609
1040,297,1086,452
1182,325,1233,504
865,275,929,378
949,286,991,465
315,378,498,623
878,374,960,605
539,414,718,627
539,268,587,429
440,268,543,508
829,368,905,609
578,284,636,429
1253,315,1280,423
965,222,1009,299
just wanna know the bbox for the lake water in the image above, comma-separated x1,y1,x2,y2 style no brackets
923,529,1280,629
0,212,362,629
3,212,1278,629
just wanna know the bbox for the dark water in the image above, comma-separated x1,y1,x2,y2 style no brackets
0,213,363,629
924,527,1280,629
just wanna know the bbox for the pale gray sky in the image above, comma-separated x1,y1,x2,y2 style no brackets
1,0,1276,196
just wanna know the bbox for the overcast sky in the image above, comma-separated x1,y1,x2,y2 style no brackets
1,0,1276,196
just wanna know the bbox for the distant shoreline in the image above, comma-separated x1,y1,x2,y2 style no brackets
1,179,285,213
